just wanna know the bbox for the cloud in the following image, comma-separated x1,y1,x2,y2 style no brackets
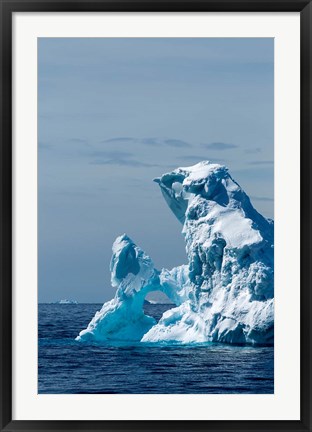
67,138,89,144
250,196,273,202
90,150,134,159
101,137,192,148
249,160,274,165
141,137,159,146
89,149,159,167
101,137,135,143
201,142,238,150
40,140,161,168
245,147,262,154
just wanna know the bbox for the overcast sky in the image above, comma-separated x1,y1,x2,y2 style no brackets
38,37,274,303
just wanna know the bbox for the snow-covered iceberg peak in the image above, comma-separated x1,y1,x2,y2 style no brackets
155,161,272,241
77,161,274,345
155,161,273,295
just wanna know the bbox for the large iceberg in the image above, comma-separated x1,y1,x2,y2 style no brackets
77,162,274,345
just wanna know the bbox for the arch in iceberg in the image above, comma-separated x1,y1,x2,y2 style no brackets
76,234,182,342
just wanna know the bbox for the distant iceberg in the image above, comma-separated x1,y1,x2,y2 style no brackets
145,290,175,304
55,299,78,305
77,162,273,345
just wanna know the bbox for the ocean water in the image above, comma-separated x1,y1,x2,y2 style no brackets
38,303,274,394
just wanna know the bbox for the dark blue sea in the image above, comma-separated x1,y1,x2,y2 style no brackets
38,303,274,394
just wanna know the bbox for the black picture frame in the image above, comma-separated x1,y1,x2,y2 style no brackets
1,1,311,431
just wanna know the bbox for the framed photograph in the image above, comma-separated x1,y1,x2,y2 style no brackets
1,1,311,431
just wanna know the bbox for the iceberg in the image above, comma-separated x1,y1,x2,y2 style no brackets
54,299,78,305
77,161,274,345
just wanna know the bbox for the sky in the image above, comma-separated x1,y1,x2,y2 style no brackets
38,37,274,303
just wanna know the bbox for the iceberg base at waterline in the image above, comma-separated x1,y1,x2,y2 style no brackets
76,161,274,346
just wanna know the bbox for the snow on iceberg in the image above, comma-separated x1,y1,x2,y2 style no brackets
77,161,274,345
